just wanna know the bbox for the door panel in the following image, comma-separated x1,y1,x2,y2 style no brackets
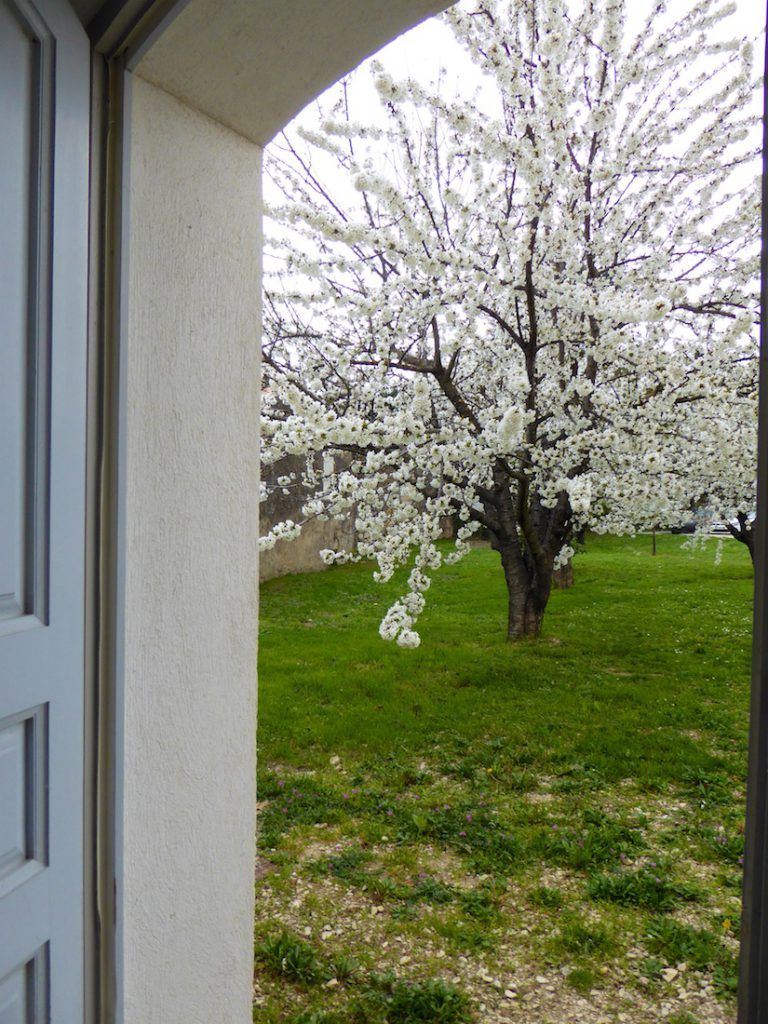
0,0,89,1018
0,0,48,627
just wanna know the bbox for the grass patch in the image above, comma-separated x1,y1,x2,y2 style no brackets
644,918,739,996
696,826,745,866
256,534,752,1017
259,534,751,786
352,974,472,1024
681,767,735,808
547,912,617,961
309,846,371,882
530,808,645,871
566,966,598,993
310,847,504,922
289,1013,347,1024
258,773,357,849
432,918,499,953
528,885,565,910
256,931,323,985
587,864,702,911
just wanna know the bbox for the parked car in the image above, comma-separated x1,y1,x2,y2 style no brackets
710,521,731,534
711,515,756,535
670,521,697,534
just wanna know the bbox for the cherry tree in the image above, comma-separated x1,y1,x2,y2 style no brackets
585,328,759,559
664,332,759,561
261,0,760,644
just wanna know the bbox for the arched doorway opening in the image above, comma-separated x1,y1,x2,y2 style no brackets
81,0,768,1019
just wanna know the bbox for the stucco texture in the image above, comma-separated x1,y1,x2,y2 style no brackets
136,0,453,145
123,77,260,1024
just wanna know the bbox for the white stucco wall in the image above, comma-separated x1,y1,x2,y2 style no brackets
136,0,452,145
121,76,260,1024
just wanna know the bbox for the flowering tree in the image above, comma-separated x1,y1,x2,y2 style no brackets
261,0,760,644
588,330,760,563
666,333,759,561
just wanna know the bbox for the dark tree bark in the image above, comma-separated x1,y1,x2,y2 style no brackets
727,513,756,564
495,537,553,638
552,559,574,588
485,487,571,640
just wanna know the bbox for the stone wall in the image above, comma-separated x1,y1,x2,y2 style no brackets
260,454,356,581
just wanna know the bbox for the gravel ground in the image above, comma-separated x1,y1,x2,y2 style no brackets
254,774,741,1023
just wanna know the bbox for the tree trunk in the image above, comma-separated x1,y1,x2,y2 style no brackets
485,483,570,640
505,574,550,639
727,515,755,565
746,532,755,564
494,539,553,640
651,528,657,556
737,528,755,564
552,559,574,589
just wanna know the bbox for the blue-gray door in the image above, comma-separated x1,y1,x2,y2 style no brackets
0,0,89,1018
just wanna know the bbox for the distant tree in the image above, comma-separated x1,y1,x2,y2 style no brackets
668,335,758,562
261,0,760,644
580,328,759,561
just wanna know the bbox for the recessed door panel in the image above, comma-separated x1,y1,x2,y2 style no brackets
0,707,47,892
0,0,53,632
0,947,48,1024
0,2,33,622
0,963,29,1024
0,723,27,881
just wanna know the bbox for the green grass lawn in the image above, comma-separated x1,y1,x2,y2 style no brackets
255,533,753,1023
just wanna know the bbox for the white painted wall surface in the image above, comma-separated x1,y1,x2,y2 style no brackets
121,76,260,1024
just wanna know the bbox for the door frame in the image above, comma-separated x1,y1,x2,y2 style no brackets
83,8,192,1021
737,12,768,1019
